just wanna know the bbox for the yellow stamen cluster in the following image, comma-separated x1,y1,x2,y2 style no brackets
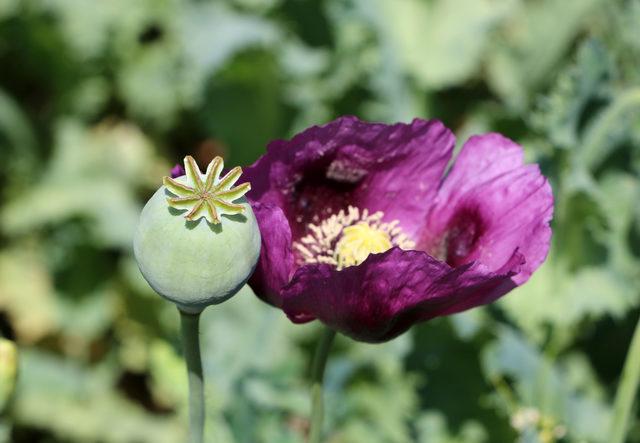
293,206,415,270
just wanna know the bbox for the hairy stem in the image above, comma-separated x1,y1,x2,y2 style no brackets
610,312,640,443
179,309,205,443
308,327,336,443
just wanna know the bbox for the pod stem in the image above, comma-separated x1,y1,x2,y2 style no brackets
308,327,336,443
179,309,205,443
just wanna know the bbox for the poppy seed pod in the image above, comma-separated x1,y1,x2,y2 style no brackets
134,156,261,313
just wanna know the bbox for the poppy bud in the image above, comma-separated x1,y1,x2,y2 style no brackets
134,156,261,313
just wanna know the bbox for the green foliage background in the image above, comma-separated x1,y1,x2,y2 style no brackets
0,0,639,441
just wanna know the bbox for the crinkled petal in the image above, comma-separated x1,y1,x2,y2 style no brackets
243,116,455,242
420,134,553,284
281,248,523,343
248,201,295,307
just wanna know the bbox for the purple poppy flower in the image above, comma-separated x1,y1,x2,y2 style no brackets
171,163,185,178
243,116,553,343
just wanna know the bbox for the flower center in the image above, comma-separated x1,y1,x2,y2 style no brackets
334,223,392,269
293,206,414,270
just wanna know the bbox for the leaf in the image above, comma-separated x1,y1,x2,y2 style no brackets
55,286,116,352
33,0,121,60
416,411,488,443
148,339,188,409
117,44,185,128
0,245,57,343
531,39,614,150
0,88,38,191
336,374,418,443
196,286,309,442
595,173,640,273
0,0,19,20
499,257,637,345
198,50,286,165
482,327,612,442
381,0,514,89
486,0,606,110
0,120,163,247
580,88,640,170
325,0,424,122
180,2,280,79
449,309,489,341
13,349,185,443
0,89,37,153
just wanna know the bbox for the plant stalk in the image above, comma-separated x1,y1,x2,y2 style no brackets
610,312,640,443
308,327,336,443
179,309,205,443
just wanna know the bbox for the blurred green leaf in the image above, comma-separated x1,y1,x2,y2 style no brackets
1,119,163,247
0,245,57,343
0,88,38,192
13,349,185,443
482,327,612,442
416,412,487,443
487,0,606,110
531,39,614,150
580,88,640,170
382,0,513,89
0,0,19,20
499,257,637,346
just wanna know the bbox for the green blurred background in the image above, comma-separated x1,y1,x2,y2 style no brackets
0,0,639,442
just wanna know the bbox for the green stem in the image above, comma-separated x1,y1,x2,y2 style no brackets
610,312,640,443
308,327,336,443
179,309,205,443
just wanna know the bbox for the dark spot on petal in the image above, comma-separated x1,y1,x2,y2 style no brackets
291,174,356,221
287,158,363,238
442,207,485,267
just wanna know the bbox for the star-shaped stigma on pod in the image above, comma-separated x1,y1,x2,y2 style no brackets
163,156,251,224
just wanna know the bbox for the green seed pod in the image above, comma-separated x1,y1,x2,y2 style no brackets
134,156,261,313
